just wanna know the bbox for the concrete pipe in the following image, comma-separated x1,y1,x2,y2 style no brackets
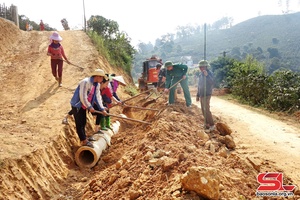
75,120,121,168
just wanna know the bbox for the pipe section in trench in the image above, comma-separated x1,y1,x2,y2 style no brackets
75,120,121,168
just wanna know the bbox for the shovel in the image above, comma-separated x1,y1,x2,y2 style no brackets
94,110,151,125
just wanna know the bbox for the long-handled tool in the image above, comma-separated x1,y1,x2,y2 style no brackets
110,88,154,108
144,91,154,100
154,77,184,101
167,77,184,91
123,105,159,111
62,59,85,70
94,110,151,124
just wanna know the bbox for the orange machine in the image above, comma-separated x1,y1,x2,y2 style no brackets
138,55,162,91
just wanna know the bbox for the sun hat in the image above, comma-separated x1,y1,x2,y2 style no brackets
164,61,174,68
49,31,62,41
112,76,126,85
198,60,210,67
91,69,106,77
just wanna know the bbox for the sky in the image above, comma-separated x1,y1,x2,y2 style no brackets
2,0,300,47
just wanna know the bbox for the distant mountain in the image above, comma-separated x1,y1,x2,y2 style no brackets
203,12,300,62
186,12,300,71
134,12,300,77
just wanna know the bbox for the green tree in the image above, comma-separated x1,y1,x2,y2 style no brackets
176,24,196,40
272,37,279,44
176,45,182,53
87,15,135,75
211,17,233,30
231,47,241,60
268,57,282,73
230,56,268,105
267,47,281,58
137,42,153,54
87,15,119,39
265,70,300,112
210,57,236,88
18,15,55,31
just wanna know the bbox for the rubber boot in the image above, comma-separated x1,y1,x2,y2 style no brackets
100,117,108,131
58,77,62,87
105,116,111,129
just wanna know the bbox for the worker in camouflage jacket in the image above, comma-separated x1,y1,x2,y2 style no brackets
164,61,192,107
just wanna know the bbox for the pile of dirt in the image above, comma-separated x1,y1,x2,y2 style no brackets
0,18,21,53
0,17,299,200
76,99,259,199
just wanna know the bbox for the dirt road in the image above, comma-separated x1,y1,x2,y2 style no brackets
210,96,300,185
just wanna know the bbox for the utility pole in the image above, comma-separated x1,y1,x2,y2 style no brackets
203,23,207,128
204,23,207,60
83,0,86,32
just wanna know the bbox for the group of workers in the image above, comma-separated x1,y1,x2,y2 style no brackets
47,31,215,148
26,20,44,31
67,70,126,148
46,32,126,148
155,60,215,133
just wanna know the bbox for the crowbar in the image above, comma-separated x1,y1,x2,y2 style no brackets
94,110,151,125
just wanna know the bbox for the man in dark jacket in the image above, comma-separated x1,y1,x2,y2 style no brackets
164,61,192,107
196,60,215,132
156,63,166,92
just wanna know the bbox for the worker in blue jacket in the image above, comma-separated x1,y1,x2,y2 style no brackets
70,69,107,148
164,61,192,107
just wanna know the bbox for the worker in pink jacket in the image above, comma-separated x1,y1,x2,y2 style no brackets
47,32,70,87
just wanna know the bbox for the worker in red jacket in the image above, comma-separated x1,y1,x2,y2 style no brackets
40,20,45,31
47,32,70,87
94,75,122,132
